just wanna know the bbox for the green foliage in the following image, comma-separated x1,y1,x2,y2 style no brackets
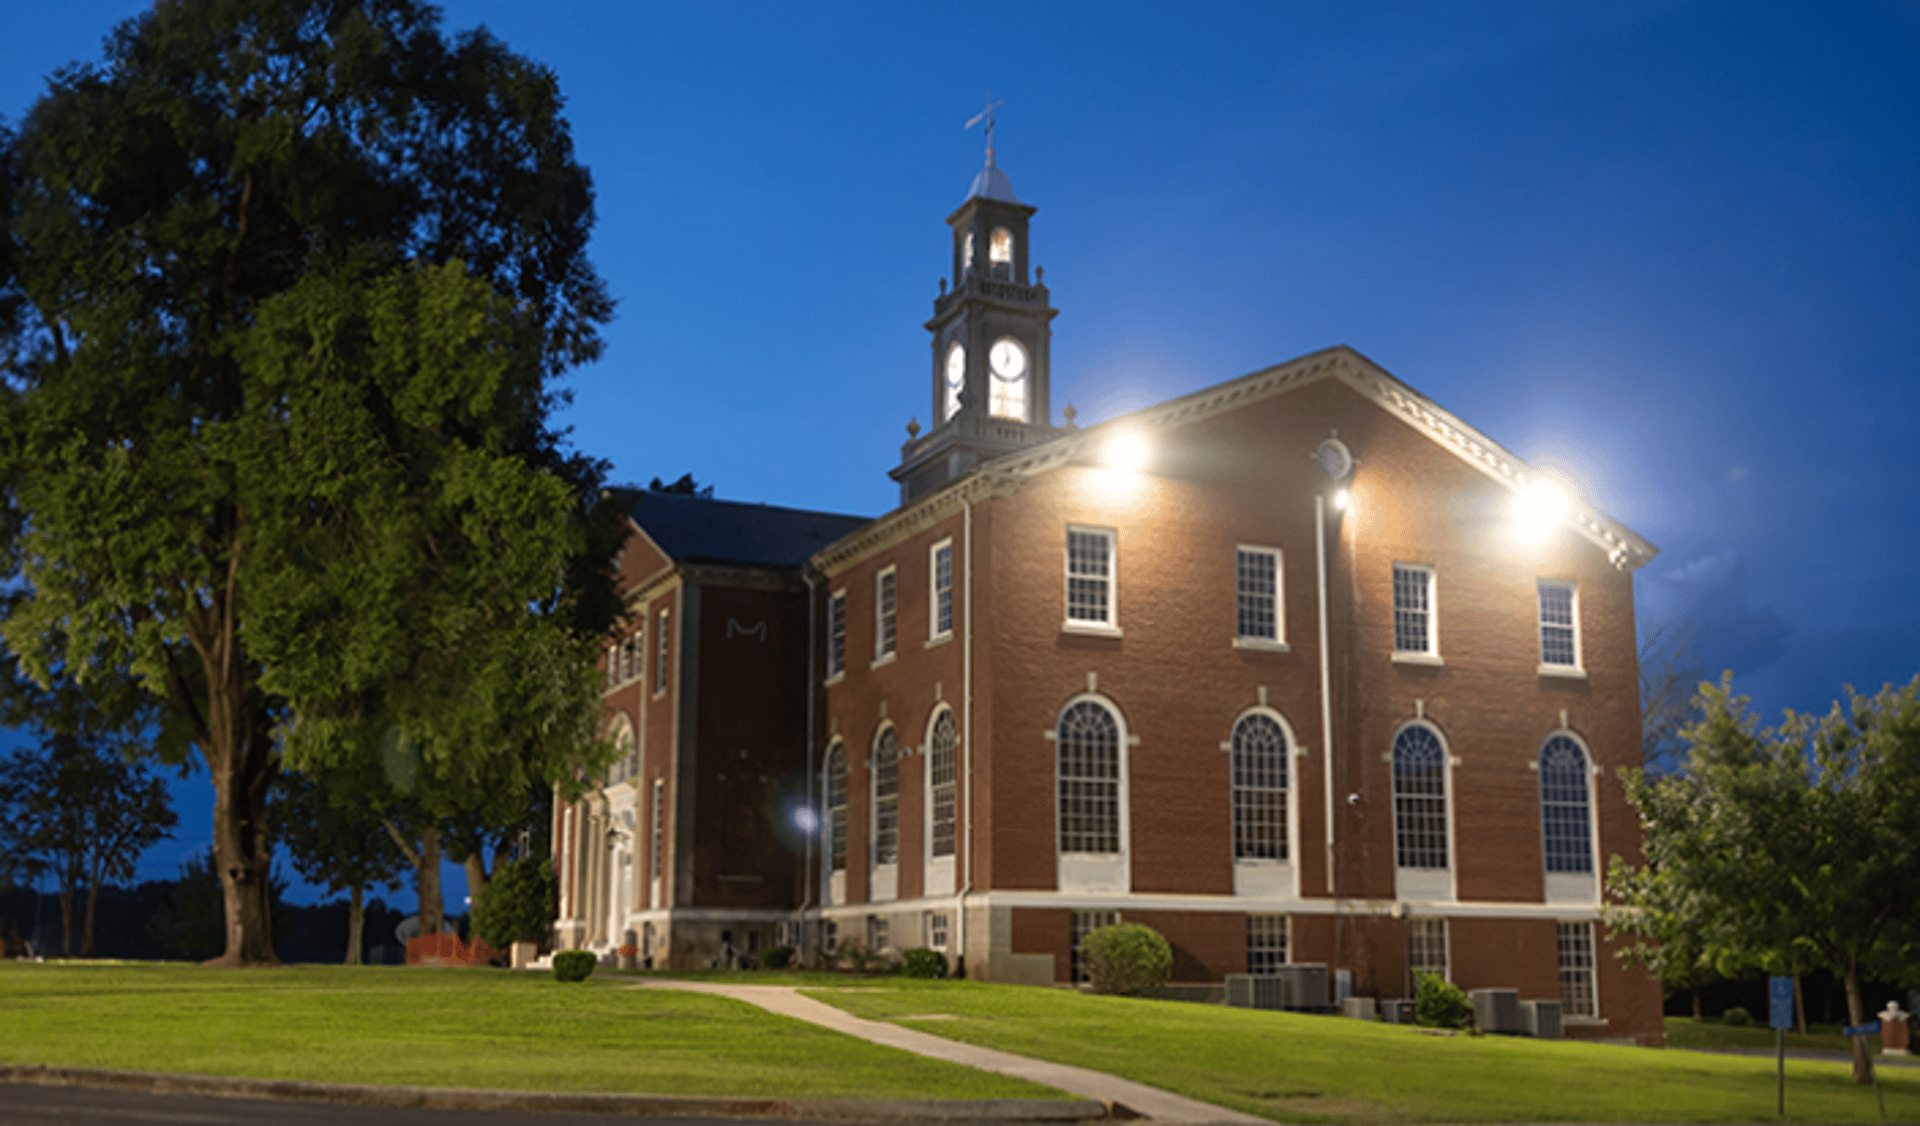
148,851,289,961
470,855,554,948
899,947,948,979
833,941,898,975
1722,1006,1752,1026
1607,673,1920,1083
0,0,623,962
551,949,595,983
757,945,793,970
1080,922,1173,995
1413,970,1472,1029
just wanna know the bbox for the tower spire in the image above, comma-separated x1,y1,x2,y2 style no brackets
964,92,1004,167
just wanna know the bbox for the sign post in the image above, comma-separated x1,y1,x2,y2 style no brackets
1841,1020,1885,1119
1769,976,1794,1117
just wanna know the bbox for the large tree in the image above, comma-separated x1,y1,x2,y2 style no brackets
1608,674,1920,1084
0,0,619,964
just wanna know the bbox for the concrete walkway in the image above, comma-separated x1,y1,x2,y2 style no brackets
629,979,1267,1125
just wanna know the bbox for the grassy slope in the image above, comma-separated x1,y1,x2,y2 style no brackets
0,962,1060,1100
1664,1016,1882,1054
802,979,1920,1123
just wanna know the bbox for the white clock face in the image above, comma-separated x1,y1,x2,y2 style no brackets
944,343,965,419
989,338,1026,380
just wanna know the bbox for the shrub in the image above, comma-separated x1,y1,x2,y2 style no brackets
471,855,555,949
1080,923,1172,995
758,945,793,970
1414,970,1472,1029
1722,1006,1752,1026
551,949,596,983
900,947,948,978
836,940,898,975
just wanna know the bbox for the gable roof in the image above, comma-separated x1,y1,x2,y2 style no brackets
626,490,870,571
814,345,1658,574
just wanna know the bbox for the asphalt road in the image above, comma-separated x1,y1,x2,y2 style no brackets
0,1085,874,1126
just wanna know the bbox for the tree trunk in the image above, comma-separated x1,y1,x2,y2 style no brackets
345,885,364,966
1793,974,1807,1036
57,887,74,957
1844,963,1874,1086
417,829,444,937
464,851,489,919
1691,986,1703,1021
81,879,99,958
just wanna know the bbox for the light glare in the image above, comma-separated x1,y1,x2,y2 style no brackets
1102,430,1150,472
1514,479,1570,542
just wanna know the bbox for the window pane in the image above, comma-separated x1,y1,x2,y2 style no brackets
873,727,899,865
933,544,953,636
1057,701,1120,853
1070,908,1120,985
1539,580,1577,666
1231,714,1289,860
1247,914,1288,975
1237,549,1278,640
1408,917,1448,979
828,592,846,677
826,745,847,871
1558,921,1596,1017
1540,736,1593,873
876,570,897,658
1393,565,1430,653
1067,530,1112,624
929,710,958,858
1392,724,1449,869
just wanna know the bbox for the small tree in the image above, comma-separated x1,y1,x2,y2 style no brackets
274,768,406,965
469,853,554,951
1413,970,1471,1029
1080,923,1173,995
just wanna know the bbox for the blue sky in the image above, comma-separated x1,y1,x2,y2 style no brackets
4,0,1917,908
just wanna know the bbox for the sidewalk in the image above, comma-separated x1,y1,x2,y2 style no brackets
629,979,1268,1125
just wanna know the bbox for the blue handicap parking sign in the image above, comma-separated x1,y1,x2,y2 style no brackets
1770,976,1794,1030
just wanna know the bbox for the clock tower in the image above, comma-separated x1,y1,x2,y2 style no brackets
891,142,1061,505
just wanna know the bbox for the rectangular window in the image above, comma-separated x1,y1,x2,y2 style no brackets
649,779,665,882
1236,546,1282,643
823,919,839,954
1538,579,1579,668
1070,909,1120,986
606,645,617,689
1392,563,1436,657
931,540,954,639
1557,921,1597,1017
1247,914,1288,975
1408,916,1449,983
874,566,897,661
654,608,671,693
826,590,847,680
1066,526,1116,627
867,914,890,953
927,911,950,950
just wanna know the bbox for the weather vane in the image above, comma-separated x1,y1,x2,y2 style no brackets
965,92,1004,165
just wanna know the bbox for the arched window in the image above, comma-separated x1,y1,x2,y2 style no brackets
608,723,637,785
1057,700,1121,854
927,709,957,858
944,342,965,420
1231,713,1288,861
871,725,899,866
1539,735,1593,873
1391,723,1449,870
989,227,1014,279
825,741,847,872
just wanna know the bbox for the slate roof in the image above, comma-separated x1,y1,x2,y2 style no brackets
625,490,871,571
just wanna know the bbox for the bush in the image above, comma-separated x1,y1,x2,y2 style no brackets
551,949,595,983
1414,970,1472,1029
758,945,793,970
900,947,948,978
835,940,898,975
1080,923,1172,995
470,855,555,950
1722,1006,1752,1026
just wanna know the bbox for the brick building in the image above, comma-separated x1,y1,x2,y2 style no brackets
556,147,1666,1043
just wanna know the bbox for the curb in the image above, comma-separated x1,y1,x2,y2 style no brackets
0,1064,1119,1121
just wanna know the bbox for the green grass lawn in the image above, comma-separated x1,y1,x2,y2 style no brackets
1664,1015,1883,1055
0,961,1060,1100
798,977,1920,1123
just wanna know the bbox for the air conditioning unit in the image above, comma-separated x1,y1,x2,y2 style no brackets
1342,996,1377,1021
1224,974,1288,1010
1520,999,1563,1038
1469,988,1522,1034
1380,999,1416,1024
1277,963,1330,1010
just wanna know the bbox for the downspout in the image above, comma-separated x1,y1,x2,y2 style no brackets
1316,493,1336,899
800,571,818,960
956,493,975,976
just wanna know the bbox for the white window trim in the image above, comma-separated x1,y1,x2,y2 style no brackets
1390,562,1441,664
928,538,954,644
1063,524,1119,634
823,740,848,876
1054,693,1132,895
1225,706,1300,873
825,589,847,684
653,607,671,696
1557,919,1602,1021
1387,718,1458,903
1233,543,1287,650
1406,915,1451,984
1538,729,1603,905
1536,578,1585,677
923,705,958,868
869,723,900,900
873,565,898,666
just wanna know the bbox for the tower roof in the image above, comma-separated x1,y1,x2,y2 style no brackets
965,159,1021,205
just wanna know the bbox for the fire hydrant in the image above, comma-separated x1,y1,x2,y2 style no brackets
1880,1001,1910,1056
